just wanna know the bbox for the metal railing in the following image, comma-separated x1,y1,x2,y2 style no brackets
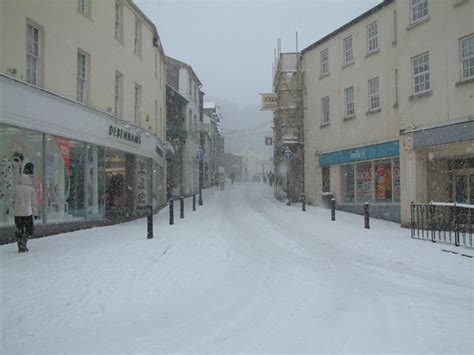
411,202,473,248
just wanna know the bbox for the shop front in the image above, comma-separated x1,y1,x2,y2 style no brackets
319,141,401,222
0,75,166,244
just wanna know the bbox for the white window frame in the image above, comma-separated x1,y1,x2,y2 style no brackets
321,48,329,75
344,86,355,117
411,0,428,24
412,52,430,94
114,71,123,116
134,18,142,57
368,77,380,111
367,22,378,53
77,0,91,18
343,36,353,65
77,50,89,103
134,83,142,124
26,22,40,85
460,34,474,81
114,1,123,43
321,96,330,125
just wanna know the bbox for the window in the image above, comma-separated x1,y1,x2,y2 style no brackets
189,78,192,96
344,87,354,117
77,51,89,103
341,164,355,203
114,71,123,116
412,52,430,94
411,0,428,23
134,18,142,57
343,36,353,65
114,1,122,42
461,34,474,80
155,100,158,130
356,162,372,203
321,48,329,75
322,167,330,193
154,49,158,79
26,23,41,85
321,96,330,124
78,0,90,17
367,22,378,53
368,77,380,111
134,84,142,124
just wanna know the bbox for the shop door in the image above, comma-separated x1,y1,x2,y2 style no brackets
453,172,474,204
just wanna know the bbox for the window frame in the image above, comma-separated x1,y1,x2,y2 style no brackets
76,50,89,103
134,83,142,124
460,34,474,81
412,51,430,95
368,77,380,111
321,96,330,125
134,18,142,58
343,35,353,65
321,48,329,75
344,86,355,117
367,22,379,54
114,70,123,116
411,0,428,24
77,0,91,18
114,1,123,43
26,22,41,86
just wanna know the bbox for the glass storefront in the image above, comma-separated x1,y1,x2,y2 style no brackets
1,122,158,229
0,123,44,225
341,158,400,204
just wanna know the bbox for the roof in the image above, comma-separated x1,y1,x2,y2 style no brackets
166,56,203,87
301,0,393,54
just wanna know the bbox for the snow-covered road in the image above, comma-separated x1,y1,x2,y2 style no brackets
1,183,472,353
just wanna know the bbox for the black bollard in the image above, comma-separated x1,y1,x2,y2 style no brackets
193,194,196,211
169,199,174,225
180,196,184,219
364,202,370,229
331,198,336,221
147,205,153,239
302,193,306,212
198,186,203,206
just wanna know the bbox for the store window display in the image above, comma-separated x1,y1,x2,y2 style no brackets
341,164,355,203
105,148,126,214
45,136,85,222
86,145,105,219
0,124,43,226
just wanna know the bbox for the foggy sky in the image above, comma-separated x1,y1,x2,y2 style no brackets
135,0,381,155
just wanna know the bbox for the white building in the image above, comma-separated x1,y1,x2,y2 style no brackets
301,0,473,225
0,0,167,242
166,57,203,196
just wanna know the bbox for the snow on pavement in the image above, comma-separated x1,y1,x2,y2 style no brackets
1,183,472,353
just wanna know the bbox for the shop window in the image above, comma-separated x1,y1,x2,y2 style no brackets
105,148,126,213
85,145,105,219
135,157,149,210
0,123,44,226
375,160,392,203
393,159,400,202
341,164,355,203
46,136,85,222
322,166,330,192
356,162,372,203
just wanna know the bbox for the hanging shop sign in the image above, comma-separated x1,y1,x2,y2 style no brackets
108,125,142,145
260,93,277,111
319,141,399,167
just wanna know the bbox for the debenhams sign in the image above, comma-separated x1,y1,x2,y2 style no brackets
109,125,142,145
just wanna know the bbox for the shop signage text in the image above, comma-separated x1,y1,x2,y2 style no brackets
320,141,399,167
109,125,141,145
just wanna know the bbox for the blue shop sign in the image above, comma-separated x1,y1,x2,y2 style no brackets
320,141,399,166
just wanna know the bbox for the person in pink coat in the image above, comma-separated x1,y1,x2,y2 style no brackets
12,163,38,252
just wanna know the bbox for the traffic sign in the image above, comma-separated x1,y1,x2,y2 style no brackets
284,147,293,161
196,148,203,161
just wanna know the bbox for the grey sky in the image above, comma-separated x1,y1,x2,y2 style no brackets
135,0,381,155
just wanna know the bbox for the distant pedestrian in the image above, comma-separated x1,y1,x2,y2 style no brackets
219,172,225,191
12,163,38,253
268,171,274,187
230,171,235,184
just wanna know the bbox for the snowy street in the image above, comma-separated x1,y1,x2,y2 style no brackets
1,183,472,353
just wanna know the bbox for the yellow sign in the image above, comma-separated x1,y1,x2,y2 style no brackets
260,93,277,111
